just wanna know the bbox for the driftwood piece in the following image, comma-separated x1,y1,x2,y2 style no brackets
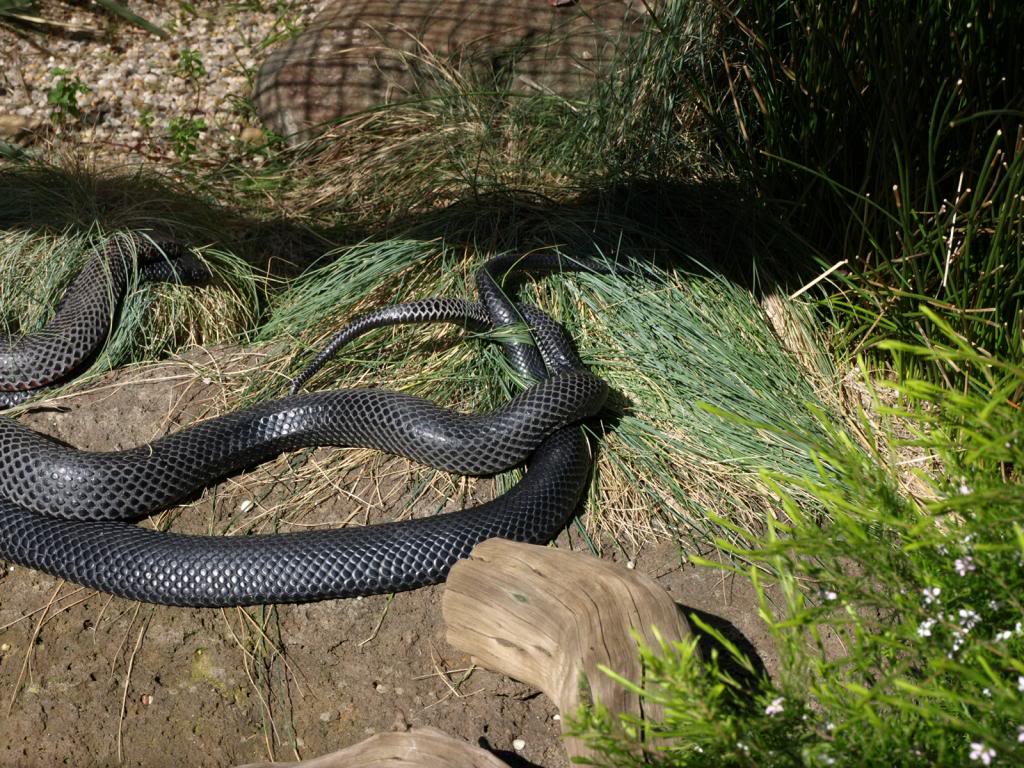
234,726,509,768
442,539,693,761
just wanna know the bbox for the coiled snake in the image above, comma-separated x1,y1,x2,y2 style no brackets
0,235,609,606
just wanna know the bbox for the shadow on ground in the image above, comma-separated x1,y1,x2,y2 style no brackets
0,160,815,294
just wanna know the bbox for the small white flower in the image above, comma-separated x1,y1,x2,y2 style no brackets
955,556,976,576
764,697,785,716
959,482,972,495
959,609,981,630
923,587,941,605
983,688,992,698
824,590,838,601
995,630,1013,642
918,618,937,638
988,600,1000,610
1017,725,1024,743
1018,675,1024,693
969,742,995,765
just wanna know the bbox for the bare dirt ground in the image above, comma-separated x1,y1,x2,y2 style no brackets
0,352,784,767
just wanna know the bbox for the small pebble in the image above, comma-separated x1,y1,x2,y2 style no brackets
512,738,526,752
240,125,264,144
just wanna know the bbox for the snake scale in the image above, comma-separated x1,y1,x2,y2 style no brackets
0,235,609,606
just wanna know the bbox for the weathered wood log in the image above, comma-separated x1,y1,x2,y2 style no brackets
234,726,509,768
441,539,693,761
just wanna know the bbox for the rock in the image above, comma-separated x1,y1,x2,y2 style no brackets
240,125,265,143
0,115,32,138
252,0,648,143
0,114,43,144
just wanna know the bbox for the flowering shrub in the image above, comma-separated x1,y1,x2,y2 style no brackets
571,315,1024,766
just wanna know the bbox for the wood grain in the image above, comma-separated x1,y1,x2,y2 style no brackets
234,726,509,768
442,539,693,761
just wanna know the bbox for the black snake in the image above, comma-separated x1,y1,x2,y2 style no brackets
0,236,609,606
0,233,209,409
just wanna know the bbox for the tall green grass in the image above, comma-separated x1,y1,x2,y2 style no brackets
244,0,1024,378
660,0,1024,369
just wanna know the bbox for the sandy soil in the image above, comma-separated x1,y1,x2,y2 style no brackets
0,354,784,768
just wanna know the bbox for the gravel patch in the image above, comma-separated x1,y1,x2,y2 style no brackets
0,1,327,165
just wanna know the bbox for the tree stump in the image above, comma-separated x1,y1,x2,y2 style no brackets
234,727,509,768
442,539,693,761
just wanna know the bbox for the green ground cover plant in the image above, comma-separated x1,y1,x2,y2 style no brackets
570,321,1024,766
46,68,91,126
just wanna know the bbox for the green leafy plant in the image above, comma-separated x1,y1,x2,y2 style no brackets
138,108,156,132
166,116,207,161
46,67,90,125
176,48,207,82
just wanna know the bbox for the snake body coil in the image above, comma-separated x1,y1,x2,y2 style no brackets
0,233,209,409
0,238,608,606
